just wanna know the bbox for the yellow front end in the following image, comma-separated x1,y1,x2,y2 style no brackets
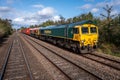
81,24,98,49
74,24,98,50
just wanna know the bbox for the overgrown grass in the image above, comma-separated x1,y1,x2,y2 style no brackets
98,43,120,57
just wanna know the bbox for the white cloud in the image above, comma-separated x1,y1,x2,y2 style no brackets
37,7,56,16
13,15,60,26
25,19,38,25
52,15,60,21
32,4,44,8
13,17,24,22
96,0,120,8
91,8,99,13
111,10,118,15
0,6,13,18
0,6,12,12
114,0,120,5
13,6,59,26
13,17,39,25
78,0,120,15
11,0,120,28
80,4,92,9
108,0,120,6
96,2,106,8
95,0,120,15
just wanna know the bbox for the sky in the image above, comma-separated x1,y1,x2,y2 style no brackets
0,0,120,29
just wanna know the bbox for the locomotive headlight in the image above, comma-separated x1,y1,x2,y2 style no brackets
81,40,85,43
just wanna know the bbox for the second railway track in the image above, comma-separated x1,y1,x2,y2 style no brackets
81,53,120,71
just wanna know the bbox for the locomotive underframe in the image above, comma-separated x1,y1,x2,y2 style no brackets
38,34,96,53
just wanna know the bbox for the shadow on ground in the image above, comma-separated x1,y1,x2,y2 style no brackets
0,36,9,47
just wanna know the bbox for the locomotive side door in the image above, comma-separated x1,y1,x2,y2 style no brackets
73,27,80,41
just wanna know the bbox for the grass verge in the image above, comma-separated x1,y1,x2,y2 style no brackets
98,43,120,57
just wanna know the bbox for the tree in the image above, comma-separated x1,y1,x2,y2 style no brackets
73,17,79,23
86,12,93,20
59,15,65,24
66,18,73,23
0,18,13,38
100,4,114,42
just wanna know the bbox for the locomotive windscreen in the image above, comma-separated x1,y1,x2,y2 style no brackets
82,27,88,34
90,27,97,33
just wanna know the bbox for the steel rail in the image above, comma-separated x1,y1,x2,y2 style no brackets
90,53,120,63
0,40,13,80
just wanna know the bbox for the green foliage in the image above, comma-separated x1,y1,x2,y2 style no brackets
0,18,13,38
98,43,120,57
39,20,55,27
99,5,120,46
97,4,120,57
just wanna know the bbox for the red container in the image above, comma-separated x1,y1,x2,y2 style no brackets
25,28,30,35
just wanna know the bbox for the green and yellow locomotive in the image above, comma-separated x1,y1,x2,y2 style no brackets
39,20,98,53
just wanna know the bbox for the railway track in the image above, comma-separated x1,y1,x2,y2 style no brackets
22,34,101,80
81,53,120,71
0,35,33,80
23,34,120,80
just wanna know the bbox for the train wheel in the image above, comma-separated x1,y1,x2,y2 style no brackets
71,47,76,52
87,45,93,53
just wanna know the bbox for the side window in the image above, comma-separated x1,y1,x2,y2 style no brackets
73,28,79,34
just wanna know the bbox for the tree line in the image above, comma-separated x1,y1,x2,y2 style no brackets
38,12,94,27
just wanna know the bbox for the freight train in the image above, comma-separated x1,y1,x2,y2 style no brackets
21,20,99,53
